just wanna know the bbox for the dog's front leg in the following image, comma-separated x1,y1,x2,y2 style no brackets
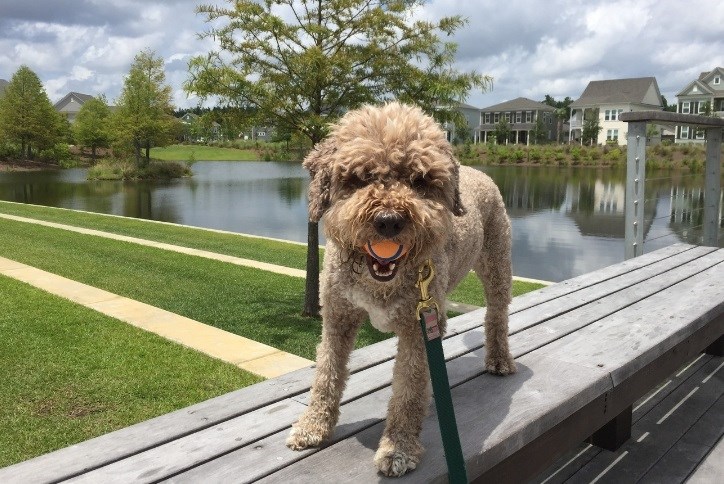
287,297,365,450
374,319,431,477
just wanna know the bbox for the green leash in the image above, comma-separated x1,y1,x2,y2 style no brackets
416,260,468,484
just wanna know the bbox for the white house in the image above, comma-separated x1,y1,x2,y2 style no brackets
569,77,663,145
674,66,724,143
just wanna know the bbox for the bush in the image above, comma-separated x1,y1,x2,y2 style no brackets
88,160,190,180
38,143,74,166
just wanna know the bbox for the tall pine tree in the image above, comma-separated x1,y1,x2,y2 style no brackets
113,49,177,166
0,65,64,160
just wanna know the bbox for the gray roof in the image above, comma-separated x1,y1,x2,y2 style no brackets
571,77,661,107
53,91,95,109
481,97,554,112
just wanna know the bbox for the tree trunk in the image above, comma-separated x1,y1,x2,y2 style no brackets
145,141,151,164
303,220,321,317
91,146,97,163
134,140,142,166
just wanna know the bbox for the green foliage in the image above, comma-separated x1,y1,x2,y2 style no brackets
112,49,178,167
492,118,511,144
0,65,66,160
186,0,492,145
88,160,190,180
581,109,602,146
73,96,111,162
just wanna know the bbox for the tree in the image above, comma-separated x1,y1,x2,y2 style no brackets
186,0,492,316
113,49,177,166
492,118,511,144
582,109,602,146
530,116,546,144
0,65,64,159
73,95,111,163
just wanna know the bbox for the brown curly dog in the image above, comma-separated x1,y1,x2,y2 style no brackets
286,102,516,477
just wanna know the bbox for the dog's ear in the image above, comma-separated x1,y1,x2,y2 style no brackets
303,138,336,222
449,152,467,217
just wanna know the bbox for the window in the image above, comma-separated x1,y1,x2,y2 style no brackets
484,113,490,124
680,126,689,139
504,112,511,122
682,102,690,114
525,111,532,123
696,128,705,139
515,112,521,123
714,76,721,85
606,129,619,141
604,109,624,121
494,113,499,123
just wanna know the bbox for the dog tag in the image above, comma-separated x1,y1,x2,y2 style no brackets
421,307,441,341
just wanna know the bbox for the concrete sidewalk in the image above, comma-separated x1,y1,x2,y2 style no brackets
0,255,313,379
0,213,306,278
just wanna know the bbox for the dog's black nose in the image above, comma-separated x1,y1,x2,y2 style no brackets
373,212,406,238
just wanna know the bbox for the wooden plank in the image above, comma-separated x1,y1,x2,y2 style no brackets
532,355,714,484
248,354,612,483
686,429,724,483
480,322,722,484
563,358,723,483
536,264,724,386
62,400,308,484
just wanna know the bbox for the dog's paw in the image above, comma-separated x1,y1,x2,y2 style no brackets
486,353,517,376
374,437,422,477
286,423,328,451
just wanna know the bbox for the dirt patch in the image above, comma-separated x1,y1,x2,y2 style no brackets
0,159,61,172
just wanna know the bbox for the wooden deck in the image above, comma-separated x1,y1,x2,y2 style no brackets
1,243,723,483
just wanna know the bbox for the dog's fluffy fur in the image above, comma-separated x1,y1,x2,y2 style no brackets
286,102,516,477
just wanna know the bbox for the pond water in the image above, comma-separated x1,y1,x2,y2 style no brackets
0,161,721,282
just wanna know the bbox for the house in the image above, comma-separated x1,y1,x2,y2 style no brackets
569,77,663,145
674,67,724,143
440,102,480,143
478,97,557,145
0,78,8,97
54,91,95,123
241,126,274,142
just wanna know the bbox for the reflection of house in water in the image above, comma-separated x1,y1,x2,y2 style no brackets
564,180,655,239
493,173,568,217
667,186,724,244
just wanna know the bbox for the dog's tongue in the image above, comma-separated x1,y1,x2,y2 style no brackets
364,240,408,263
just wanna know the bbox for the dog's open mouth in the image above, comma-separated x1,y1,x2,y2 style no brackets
362,241,408,282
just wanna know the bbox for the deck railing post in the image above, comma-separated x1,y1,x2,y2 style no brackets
703,127,722,247
625,121,647,259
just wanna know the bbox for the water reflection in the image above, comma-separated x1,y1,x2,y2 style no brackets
0,162,720,282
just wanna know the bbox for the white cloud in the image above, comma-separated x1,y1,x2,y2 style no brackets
1,0,723,109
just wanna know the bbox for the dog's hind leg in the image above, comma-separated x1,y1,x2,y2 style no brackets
374,319,431,477
474,203,517,375
286,296,365,450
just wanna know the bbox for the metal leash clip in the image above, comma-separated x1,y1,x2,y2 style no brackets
416,259,441,340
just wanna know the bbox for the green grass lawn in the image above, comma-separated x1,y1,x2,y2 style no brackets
0,217,392,359
0,274,261,468
150,144,259,161
0,201,315,271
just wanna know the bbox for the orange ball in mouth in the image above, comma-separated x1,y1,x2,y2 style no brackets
364,240,408,262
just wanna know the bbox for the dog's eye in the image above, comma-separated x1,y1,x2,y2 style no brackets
411,176,427,191
347,174,367,189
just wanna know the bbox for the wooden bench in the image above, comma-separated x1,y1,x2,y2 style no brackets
2,243,723,483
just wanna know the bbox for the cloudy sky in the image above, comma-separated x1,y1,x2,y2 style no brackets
0,0,722,110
